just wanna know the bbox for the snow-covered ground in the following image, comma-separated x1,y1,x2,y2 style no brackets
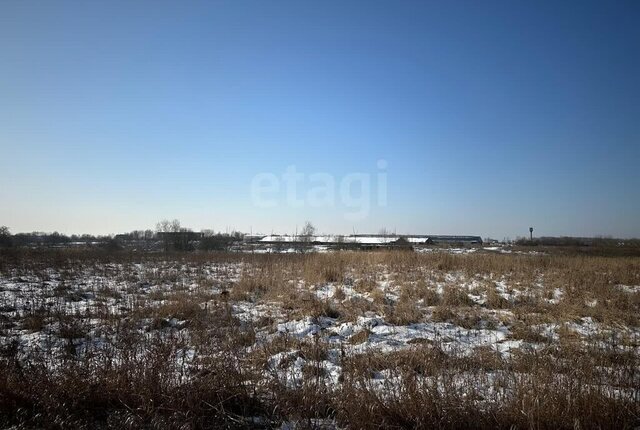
1,253,638,426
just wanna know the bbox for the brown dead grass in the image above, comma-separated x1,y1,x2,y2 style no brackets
1,249,639,428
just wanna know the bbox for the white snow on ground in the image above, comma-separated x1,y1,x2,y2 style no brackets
415,247,478,254
618,284,640,294
483,246,545,255
1,259,639,408
263,311,551,389
232,301,285,323
547,287,564,304
351,319,509,355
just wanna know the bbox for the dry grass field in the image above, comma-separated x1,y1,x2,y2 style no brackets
1,248,639,429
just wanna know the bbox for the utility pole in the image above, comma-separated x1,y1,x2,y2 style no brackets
529,227,533,241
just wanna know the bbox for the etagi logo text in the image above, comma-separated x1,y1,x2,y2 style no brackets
250,160,388,221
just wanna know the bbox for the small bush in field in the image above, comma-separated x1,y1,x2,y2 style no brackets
322,265,342,283
442,285,474,306
22,312,47,332
431,305,456,322
349,329,372,344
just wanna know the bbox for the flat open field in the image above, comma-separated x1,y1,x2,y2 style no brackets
1,249,639,429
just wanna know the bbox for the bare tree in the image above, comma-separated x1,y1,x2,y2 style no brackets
156,219,181,233
156,219,182,251
298,221,316,253
0,226,12,248
156,220,168,233
201,229,215,237
301,221,316,237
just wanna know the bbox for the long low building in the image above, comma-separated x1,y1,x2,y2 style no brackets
423,235,483,244
251,234,482,246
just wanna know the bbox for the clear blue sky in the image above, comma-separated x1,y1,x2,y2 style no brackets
1,1,639,239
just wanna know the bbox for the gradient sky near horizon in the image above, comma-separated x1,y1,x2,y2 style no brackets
1,1,639,239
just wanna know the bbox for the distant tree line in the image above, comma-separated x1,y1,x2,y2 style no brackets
0,227,112,248
515,236,640,248
199,232,243,251
153,219,243,252
0,221,245,252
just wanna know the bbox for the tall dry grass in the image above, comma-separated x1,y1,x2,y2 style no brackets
0,248,639,428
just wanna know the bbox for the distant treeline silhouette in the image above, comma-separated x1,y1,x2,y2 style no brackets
0,228,109,248
0,224,245,252
515,236,640,247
